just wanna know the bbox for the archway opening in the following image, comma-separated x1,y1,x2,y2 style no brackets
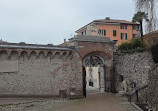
83,55,105,95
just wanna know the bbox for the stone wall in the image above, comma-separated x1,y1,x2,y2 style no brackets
148,64,158,110
0,49,83,97
114,51,153,90
114,51,154,103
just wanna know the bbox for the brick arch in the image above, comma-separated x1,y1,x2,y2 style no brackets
78,47,112,60
83,51,111,62
0,50,8,54
20,51,28,56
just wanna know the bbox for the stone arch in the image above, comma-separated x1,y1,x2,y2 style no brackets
54,51,61,58
82,51,114,95
29,51,37,59
47,51,53,57
83,51,111,63
67,52,73,58
38,51,46,59
0,50,8,60
60,51,67,58
10,50,19,60
55,51,60,55
20,51,28,60
0,50,8,54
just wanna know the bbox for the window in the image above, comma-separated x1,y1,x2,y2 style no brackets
101,30,104,35
104,30,106,36
121,33,127,40
126,34,127,40
113,30,116,36
121,25,127,29
113,40,118,43
133,26,139,30
98,29,106,36
121,33,123,39
81,30,86,35
133,34,137,38
98,30,101,35
81,32,83,35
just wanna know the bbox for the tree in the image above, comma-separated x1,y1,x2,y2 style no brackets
134,0,157,33
132,11,149,41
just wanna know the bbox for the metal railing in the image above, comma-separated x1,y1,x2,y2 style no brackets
128,84,148,103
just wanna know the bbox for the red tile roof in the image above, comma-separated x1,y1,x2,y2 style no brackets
94,19,139,24
76,19,139,33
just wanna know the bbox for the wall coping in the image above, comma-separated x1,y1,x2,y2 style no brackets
69,35,115,44
0,43,74,51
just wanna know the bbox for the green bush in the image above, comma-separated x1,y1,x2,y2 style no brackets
118,38,147,52
151,44,158,63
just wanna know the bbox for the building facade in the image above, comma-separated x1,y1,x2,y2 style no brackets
75,17,140,46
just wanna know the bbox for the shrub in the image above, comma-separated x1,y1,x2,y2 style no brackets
118,42,131,51
118,38,147,52
151,44,158,63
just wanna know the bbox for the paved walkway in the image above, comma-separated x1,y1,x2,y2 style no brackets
48,93,140,111
0,93,141,111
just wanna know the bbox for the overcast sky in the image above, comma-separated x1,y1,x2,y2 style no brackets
0,0,136,45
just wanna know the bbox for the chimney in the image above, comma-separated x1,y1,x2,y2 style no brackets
64,39,66,43
105,17,110,20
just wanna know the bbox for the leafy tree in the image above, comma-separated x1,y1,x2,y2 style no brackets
132,11,149,41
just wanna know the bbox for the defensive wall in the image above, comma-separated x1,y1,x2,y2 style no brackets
0,35,115,97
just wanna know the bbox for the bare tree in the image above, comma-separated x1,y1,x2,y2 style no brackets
134,0,157,33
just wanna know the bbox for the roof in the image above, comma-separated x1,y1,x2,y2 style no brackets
94,19,139,24
75,18,139,33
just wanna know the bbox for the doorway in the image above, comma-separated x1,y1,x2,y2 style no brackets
83,55,105,96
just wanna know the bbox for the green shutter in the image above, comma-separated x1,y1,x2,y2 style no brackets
113,30,116,36
126,34,127,40
104,30,106,36
121,33,123,39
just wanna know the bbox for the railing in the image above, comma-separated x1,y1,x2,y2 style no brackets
128,84,148,103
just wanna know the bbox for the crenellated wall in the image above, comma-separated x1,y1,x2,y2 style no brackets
0,44,83,97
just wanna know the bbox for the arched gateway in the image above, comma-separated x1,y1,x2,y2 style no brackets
0,35,116,98
69,35,116,97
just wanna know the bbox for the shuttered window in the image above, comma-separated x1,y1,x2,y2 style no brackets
104,30,106,36
113,30,116,36
126,34,127,40
121,33,123,39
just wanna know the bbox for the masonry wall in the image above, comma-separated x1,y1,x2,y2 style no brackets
0,50,83,97
148,64,158,110
114,51,154,102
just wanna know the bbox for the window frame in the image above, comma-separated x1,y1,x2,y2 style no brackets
113,30,117,36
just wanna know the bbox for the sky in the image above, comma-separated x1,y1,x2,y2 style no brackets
0,0,136,45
